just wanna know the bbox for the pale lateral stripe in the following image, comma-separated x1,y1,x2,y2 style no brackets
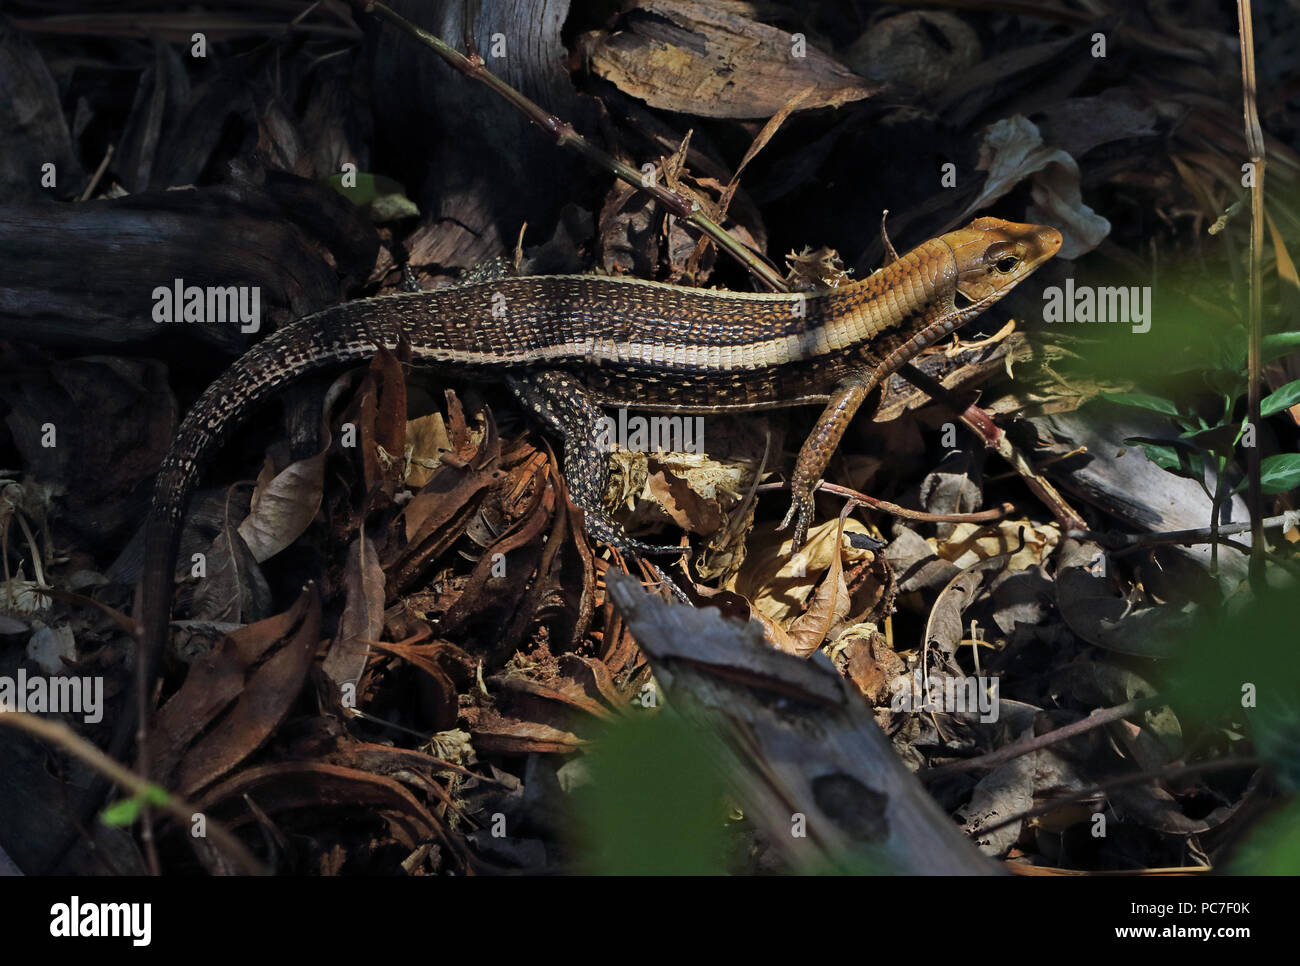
404,287,918,370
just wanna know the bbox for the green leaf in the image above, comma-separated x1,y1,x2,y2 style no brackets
1126,434,1200,452
1234,413,1252,445
1227,798,1300,874
1263,332,1300,366
1135,441,1183,472
1103,392,1184,418
1262,378,1300,417
1125,435,1206,483
325,172,419,223
100,784,172,827
1261,453,1300,494
1203,367,1244,405
1182,423,1240,460
1224,332,1300,375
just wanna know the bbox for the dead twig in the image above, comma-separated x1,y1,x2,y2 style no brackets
1069,511,1300,551
898,362,1088,532
921,696,1167,781
755,479,1014,525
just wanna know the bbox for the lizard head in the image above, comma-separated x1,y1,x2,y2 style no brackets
939,216,1062,307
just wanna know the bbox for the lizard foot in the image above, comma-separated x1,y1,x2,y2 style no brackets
776,489,815,552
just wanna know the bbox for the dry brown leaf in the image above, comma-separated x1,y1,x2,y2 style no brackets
958,723,1087,857
369,636,468,732
1267,210,1300,290
193,491,271,626
385,408,501,594
404,411,453,489
579,0,874,119
236,449,326,563
842,11,981,96
728,516,874,625
934,519,1059,572
470,714,585,755
717,85,815,218
784,562,850,658
321,528,386,690
370,347,408,474
152,585,321,794
195,761,442,852
1053,541,1185,657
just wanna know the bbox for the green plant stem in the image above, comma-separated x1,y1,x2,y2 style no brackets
1236,0,1265,580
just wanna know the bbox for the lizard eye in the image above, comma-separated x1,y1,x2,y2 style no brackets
995,255,1020,274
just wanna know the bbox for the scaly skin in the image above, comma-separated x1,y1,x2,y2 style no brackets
102,216,1059,817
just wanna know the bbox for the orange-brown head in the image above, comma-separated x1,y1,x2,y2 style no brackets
939,216,1062,307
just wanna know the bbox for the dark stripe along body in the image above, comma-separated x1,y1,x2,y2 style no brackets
119,218,1061,795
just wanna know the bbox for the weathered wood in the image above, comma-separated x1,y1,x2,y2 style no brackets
606,572,1000,875
0,177,377,351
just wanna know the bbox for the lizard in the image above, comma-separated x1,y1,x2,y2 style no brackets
110,215,1060,817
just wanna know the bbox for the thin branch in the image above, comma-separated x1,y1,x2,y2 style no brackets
898,362,1088,532
755,480,1013,525
76,142,115,202
1069,510,1299,550
921,696,1166,782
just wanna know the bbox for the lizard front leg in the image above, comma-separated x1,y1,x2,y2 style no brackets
777,367,877,550
778,299,965,550
506,370,684,557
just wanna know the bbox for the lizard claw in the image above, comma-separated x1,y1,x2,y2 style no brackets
776,493,814,552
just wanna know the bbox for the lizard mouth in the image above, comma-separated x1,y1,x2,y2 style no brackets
1036,225,1065,257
